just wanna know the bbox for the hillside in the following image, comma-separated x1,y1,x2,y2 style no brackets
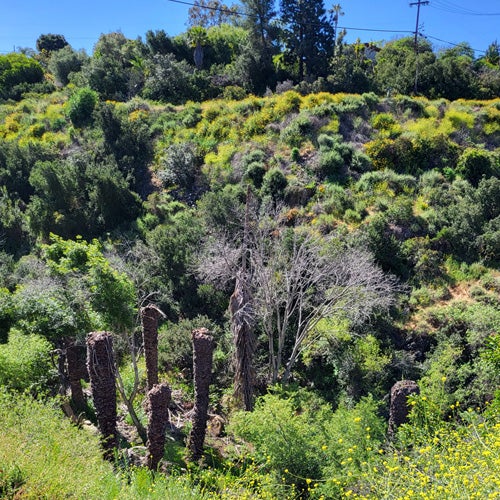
1,37,500,497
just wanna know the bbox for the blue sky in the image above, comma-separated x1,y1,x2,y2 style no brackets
1,0,499,56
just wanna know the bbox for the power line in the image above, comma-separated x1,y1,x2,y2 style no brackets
410,0,429,47
430,0,500,16
178,0,490,55
337,26,412,35
0,0,492,57
423,33,487,54
166,0,246,17
166,0,414,34
410,1,429,94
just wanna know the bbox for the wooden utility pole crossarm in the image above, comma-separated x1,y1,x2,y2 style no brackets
410,0,429,48
410,0,429,94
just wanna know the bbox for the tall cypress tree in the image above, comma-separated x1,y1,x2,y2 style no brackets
239,0,279,92
279,0,335,81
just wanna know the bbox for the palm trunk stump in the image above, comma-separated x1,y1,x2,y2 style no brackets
141,305,161,391
66,340,88,412
87,331,118,459
187,328,214,461
146,383,171,470
388,380,420,438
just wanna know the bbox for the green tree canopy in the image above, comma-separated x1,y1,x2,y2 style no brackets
36,34,69,53
0,53,44,100
279,0,335,81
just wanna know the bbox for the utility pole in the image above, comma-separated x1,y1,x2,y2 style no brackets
410,0,429,94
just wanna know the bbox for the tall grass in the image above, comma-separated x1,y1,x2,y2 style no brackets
0,389,205,499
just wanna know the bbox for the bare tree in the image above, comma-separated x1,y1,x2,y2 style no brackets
187,0,239,28
114,334,148,445
253,228,399,383
105,243,166,446
197,205,399,384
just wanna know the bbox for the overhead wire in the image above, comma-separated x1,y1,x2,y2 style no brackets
0,0,494,56
422,33,487,54
429,0,500,16
167,0,413,35
166,0,490,54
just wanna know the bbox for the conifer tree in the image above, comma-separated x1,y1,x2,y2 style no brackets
279,0,335,81
239,0,279,92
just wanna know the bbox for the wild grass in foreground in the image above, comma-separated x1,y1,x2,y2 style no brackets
0,389,205,499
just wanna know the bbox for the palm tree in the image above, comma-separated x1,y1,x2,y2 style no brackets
187,26,208,70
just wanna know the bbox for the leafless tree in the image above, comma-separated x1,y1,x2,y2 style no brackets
105,243,166,445
187,0,239,28
197,205,399,384
114,334,148,445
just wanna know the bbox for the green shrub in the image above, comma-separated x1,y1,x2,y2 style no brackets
317,132,339,151
241,149,266,166
159,142,198,188
0,287,13,344
290,147,300,162
319,150,344,179
393,94,426,117
48,46,87,86
222,85,247,100
0,330,55,393
371,112,397,131
280,114,312,148
355,170,417,196
158,316,227,381
261,168,288,201
457,147,496,186
321,184,354,217
350,150,373,173
344,208,362,224
66,87,98,127
0,463,25,498
0,53,44,100
230,390,385,496
244,161,266,188
314,396,386,498
417,299,500,409
229,390,330,488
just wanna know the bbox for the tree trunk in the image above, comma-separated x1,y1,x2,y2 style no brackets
141,305,162,391
115,369,148,445
86,331,118,459
187,328,214,461
388,380,420,439
66,340,88,412
230,275,255,411
146,383,171,470
194,42,204,69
